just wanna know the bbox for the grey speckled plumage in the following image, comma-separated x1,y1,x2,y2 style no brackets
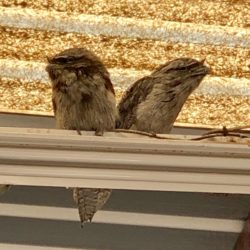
117,58,209,133
46,48,116,226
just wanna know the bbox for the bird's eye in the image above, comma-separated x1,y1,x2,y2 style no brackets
176,66,188,71
180,61,200,71
53,56,75,64
56,57,69,64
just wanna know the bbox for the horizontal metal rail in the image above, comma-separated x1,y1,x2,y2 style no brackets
0,244,82,250
0,127,249,194
0,203,243,233
0,111,217,134
1,59,250,95
0,7,249,48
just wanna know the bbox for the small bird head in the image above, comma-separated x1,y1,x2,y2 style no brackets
153,58,209,93
45,48,110,83
154,58,209,76
46,48,104,67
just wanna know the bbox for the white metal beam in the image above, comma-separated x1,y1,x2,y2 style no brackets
1,59,250,96
0,243,82,250
0,111,215,134
0,7,249,48
0,127,249,194
0,203,243,233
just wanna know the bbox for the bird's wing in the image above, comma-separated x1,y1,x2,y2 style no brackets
117,58,209,133
103,75,115,95
117,76,154,129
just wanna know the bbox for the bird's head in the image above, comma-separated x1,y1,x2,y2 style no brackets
153,57,210,93
46,48,115,95
46,48,109,81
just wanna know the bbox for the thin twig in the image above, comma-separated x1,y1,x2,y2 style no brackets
203,125,250,136
114,129,176,140
192,125,250,141
192,132,250,141
114,125,250,142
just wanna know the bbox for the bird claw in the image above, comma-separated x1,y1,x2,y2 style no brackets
77,129,82,135
150,132,157,137
95,130,104,136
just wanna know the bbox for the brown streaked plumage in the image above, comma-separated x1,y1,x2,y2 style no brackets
46,48,116,226
117,58,209,133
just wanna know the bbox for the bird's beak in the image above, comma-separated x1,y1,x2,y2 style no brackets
200,58,206,64
46,56,52,64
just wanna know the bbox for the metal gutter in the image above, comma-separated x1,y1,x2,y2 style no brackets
0,127,249,194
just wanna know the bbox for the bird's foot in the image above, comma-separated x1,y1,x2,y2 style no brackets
76,129,82,135
75,125,82,135
95,129,104,136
